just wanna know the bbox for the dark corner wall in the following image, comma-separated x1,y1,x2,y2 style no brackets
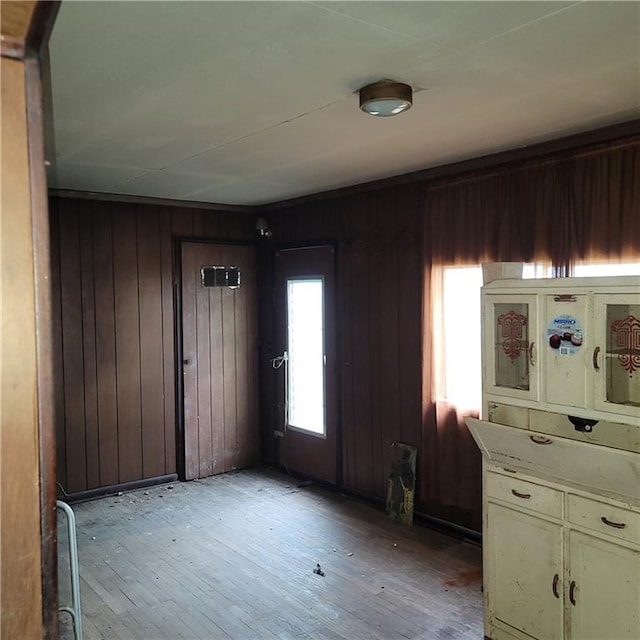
260,186,457,526
260,188,424,507
49,197,257,495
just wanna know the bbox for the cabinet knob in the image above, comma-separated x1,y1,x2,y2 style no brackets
552,574,560,599
511,489,531,500
592,346,601,371
528,341,536,366
569,580,577,606
529,435,553,445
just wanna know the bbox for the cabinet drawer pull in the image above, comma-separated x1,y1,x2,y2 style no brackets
569,580,577,605
593,346,600,371
528,341,536,366
511,489,531,500
601,516,626,530
552,574,560,598
530,435,553,445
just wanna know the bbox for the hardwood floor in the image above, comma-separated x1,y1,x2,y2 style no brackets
58,468,483,639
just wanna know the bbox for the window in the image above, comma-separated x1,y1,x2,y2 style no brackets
572,262,640,277
286,278,325,435
435,263,549,412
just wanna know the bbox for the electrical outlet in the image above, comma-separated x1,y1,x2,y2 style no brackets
273,430,284,438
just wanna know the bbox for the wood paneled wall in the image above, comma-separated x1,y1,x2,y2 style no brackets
50,196,256,494
264,186,424,503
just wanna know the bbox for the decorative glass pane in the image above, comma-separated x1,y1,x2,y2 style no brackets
494,303,530,390
606,304,640,407
287,278,325,435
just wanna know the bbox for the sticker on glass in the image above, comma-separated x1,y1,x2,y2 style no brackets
547,314,583,356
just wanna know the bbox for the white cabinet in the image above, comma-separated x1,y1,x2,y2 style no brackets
482,277,640,427
483,468,640,640
487,502,563,639
475,274,640,640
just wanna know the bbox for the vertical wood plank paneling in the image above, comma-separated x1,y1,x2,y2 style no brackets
350,201,373,493
159,208,176,474
195,244,213,478
192,208,204,237
367,194,384,497
234,247,250,467
338,199,356,490
53,197,259,494
137,206,165,478
172,207,194,238
209,270,225,476
49,199,67,489
377,191,401,491
92,201,119,486
244,246,259,465
112,205,142,482
202,211,220,238
228,213,244,240
79,207,100,488
58,198,86,493
181,242,199,480
397,188,422,449
221,247,239,470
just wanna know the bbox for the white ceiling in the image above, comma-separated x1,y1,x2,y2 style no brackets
48,1,640,206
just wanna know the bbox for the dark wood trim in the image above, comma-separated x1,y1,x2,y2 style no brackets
265,119,640,211
274,240,338,252
61,474,179,504
48,122,639,215
25,1,60,58
49,189,260,215
414,511,482,544
25,54,58,640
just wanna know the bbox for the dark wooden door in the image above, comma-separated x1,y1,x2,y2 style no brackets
275,246,338,484
181,242,259,480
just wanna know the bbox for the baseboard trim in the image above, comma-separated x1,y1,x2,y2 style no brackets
59,474,179,504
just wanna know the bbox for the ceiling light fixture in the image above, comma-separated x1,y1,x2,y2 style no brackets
359,80,413,117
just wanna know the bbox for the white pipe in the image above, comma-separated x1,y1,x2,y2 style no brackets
57,500,83,640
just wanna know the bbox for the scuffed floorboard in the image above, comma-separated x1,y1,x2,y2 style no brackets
59,467,482,639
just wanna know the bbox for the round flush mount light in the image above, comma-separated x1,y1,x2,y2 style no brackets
359,80,413,117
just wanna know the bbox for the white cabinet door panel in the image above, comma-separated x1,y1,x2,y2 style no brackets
568,531,640,640
488,502,563,640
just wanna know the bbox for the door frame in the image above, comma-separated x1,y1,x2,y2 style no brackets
174,237,258,480
273,240,343,486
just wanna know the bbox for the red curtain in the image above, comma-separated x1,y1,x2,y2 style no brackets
420,136,640,531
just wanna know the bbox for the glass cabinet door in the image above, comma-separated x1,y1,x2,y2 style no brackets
593,294,640,417
483,294,538,401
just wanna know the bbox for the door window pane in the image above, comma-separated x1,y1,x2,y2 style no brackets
287,278,325,435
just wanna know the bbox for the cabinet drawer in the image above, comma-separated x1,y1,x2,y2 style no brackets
568,494,640,545
486,471,563,518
